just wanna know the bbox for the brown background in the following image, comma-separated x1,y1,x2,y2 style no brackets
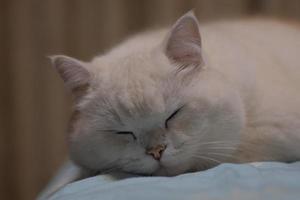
0,0,299,200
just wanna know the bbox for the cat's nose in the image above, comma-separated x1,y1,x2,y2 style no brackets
146,144,166,160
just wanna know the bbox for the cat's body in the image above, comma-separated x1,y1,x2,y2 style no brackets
193,19,300,162
52,13,300,178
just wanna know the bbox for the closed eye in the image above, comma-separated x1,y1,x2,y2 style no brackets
165,107,183,129
116,131,137,140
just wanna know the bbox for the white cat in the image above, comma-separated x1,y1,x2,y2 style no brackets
51,11,300,178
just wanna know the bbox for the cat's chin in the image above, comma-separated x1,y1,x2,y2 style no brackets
151,163,216,176
120,165,180,177
151,166,189,177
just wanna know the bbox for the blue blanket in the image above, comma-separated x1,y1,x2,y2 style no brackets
39,162,300,200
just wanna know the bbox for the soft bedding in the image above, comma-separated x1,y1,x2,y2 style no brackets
38,161,300,200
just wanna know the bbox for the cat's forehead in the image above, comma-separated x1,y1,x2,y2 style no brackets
87,63,165,122
87,47,184,125
99,72,165,112
94,49,166,73
91,51,171,98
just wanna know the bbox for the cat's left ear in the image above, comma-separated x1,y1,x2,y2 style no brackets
164,11,204,68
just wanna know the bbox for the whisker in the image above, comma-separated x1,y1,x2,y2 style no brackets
193,155,222,164
185,140,240,152
198,141,240,145
204,146,237,150
185,140,239,147
205,152,236,159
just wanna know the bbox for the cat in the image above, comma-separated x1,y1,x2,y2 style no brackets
51,11,300,178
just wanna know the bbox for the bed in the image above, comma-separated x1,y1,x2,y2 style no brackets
38,161,300,200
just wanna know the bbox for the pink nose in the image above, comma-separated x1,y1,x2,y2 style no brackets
146,144,166,160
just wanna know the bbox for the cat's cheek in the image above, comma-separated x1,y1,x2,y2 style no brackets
154,159,190,176
158,146,192,175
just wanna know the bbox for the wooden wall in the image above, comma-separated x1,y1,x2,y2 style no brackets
0,0,299,199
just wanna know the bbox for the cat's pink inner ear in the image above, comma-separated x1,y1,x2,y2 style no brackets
165,11,203,67
50,55,90,91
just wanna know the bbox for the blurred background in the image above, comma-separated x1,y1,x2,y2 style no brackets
0,0,300,199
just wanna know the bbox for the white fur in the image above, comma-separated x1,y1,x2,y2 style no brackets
52,13,300,176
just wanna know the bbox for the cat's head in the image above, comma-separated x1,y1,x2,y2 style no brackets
51,12,245,176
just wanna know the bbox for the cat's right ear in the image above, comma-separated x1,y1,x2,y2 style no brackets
50,55,90,98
